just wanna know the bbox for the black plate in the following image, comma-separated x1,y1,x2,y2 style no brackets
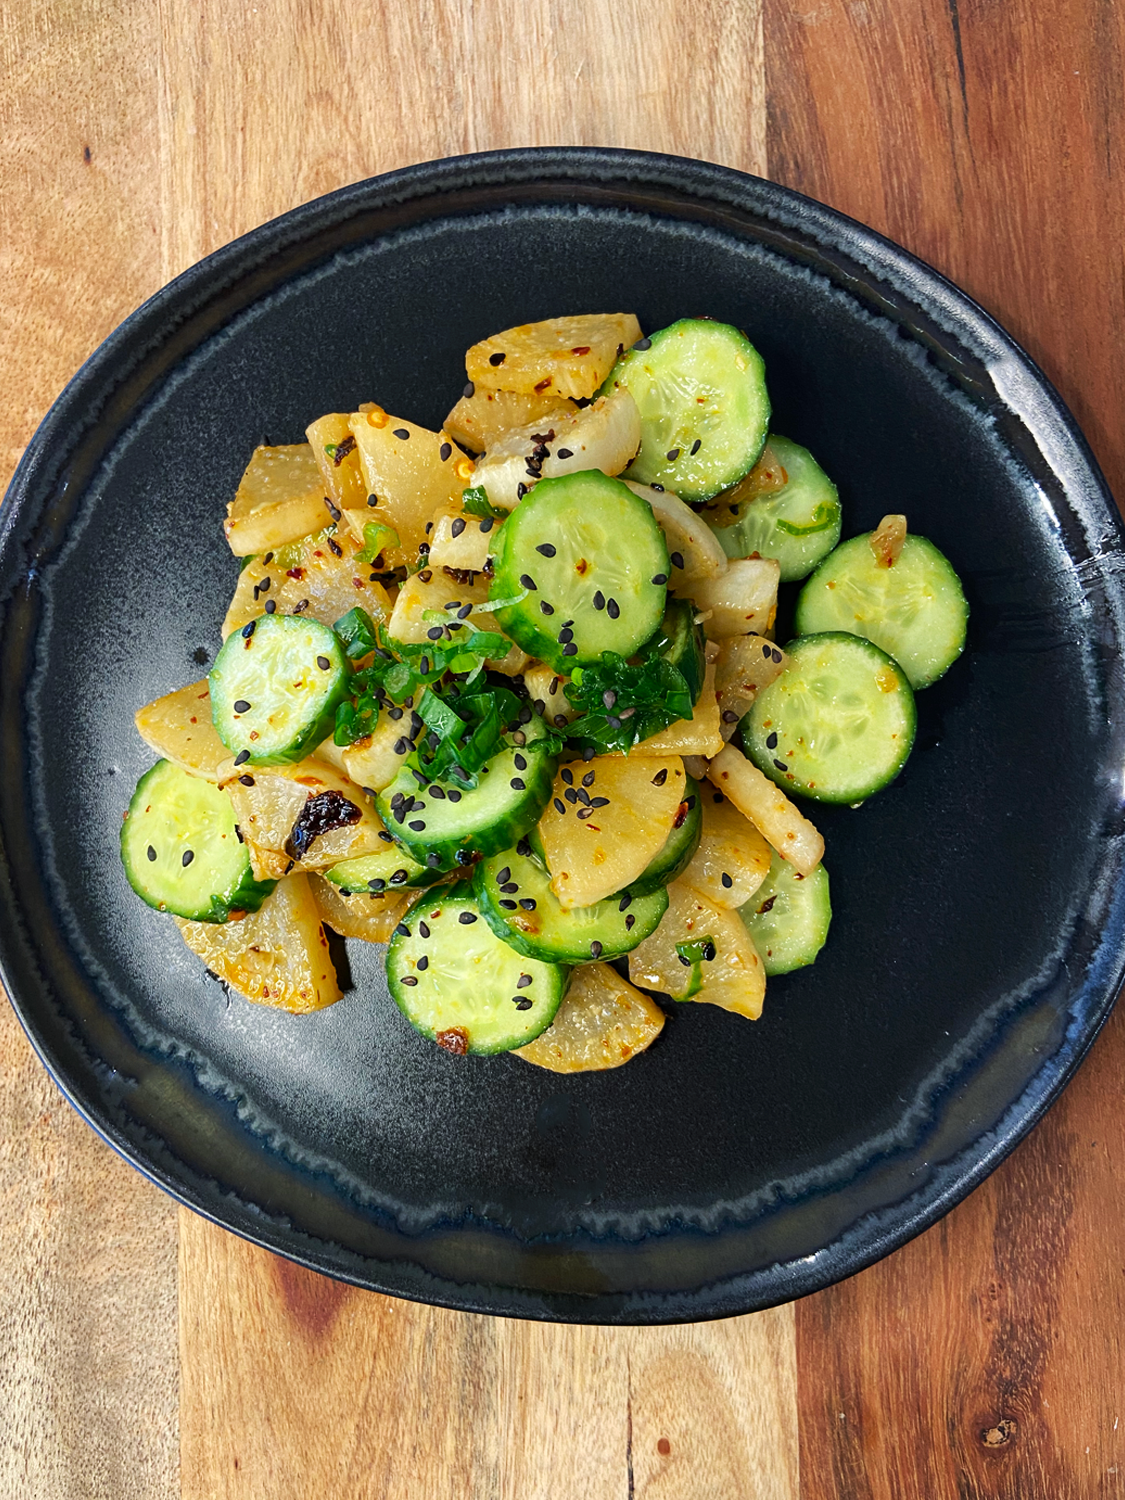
3,149,1124,1323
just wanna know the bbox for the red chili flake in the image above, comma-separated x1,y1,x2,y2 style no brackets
436,1027,470,1055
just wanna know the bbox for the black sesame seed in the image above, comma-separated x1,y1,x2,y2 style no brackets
458,911,478,924
618,892,632,911
562,643,577,657
518,705,532,724
419,921,430,937
553,798,566,815
182,849,194,867
773,759,788,773
447,789,462,803
651,573,668,585
666,448,680,462
489,352,506,366
558,627,574,644
519,573,538,591
703,941,717,962
264,599,276,613
590,940,603,958
393,427,410,440
419,657,430,675
576,806,594,819
625,913,636,929
652,768,668,786
233,699,251,713
417,955,429,971
408,820,425,832
540,601,555,615
606,598,620,619
722,710,740,724
324,497,341,522
771,648,783,663
234,749,250,766
516,838,532,856
564,788,578,804
430,786,446,800
592,590,605,610
451,517,466,538
670,551,685,569
401,976,418,986
239,774,255,786
535,543,556,557
394,738,410,755
582,746,595,761
258,576,270,592
510,777,526,790
327,536,343,556
495,866,511,885
516,482,527,499
146,845,156,862
480,517,494,533
241,620,256,639
514,754,527,771
515,998,533,1010
389,706,404,720
439,442,452,462
499,899,517,910
678,953,692,967
552,714,568,728
589,796,609,808
581,770,595,787
368,878,386,892
632,336,652,350
457,603,472,619
367,493,379,507
766,732,778,749
316,655,331,671
556,447,573,459
426,626,444,640
463,381,475,398
519,898,536,911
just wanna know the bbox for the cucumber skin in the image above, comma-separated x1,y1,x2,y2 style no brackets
376,743,557,874
741,633,917,805
795,532,969,689
740,857,831,975
603,319,771,502
711,435,842,583
642,598,706,705
386,882,567,1055
474,847,668,963
120,760,276,923
626,778,703,897
489,472,668,673
209,614,350,767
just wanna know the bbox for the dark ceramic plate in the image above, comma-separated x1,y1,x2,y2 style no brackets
3,149,1124,1323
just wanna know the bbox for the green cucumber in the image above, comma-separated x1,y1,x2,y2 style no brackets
120,759,275,922
740,853,831,975
376,742,555,874
210,613,350,766
386,883,567,1054
795,531,969,689
489,470,668,672
324,841,435,892
602,319,770,501
708,435,842,582
627,777,703,897
475,843,667,962
740,633,916,803
641,597,706,704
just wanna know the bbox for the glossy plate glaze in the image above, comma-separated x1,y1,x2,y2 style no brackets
2,149,1124,1323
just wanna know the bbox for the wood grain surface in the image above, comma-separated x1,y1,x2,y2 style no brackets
1,2,1123,1497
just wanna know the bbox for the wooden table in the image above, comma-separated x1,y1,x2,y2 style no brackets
2,3,1124,1495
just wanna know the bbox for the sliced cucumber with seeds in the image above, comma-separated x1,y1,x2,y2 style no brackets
739,852,831,975
324,841,436,893
795,531,968,689
708,435,842,582
120,759,276,922
602,319,770,501
387,883,567,1054
626,777,703,897
489,470,668,672
210,613,349,766
375,742,556,874
475,843,668,963
741,632,916,804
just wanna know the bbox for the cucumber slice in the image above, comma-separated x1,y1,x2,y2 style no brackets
489,471,668,672
739,853,831,975
641,597,706,704
602,319,770,501
740,632,916,803
475,843,668,963
324,841,435,893
120,759,275,922
386,884,567,1054
210,613,350,766
375,742,556,874
708,435,842,582
795,532,969,689
627,777,703,897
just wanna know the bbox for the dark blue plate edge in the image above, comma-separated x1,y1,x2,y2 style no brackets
1,146,1123,1324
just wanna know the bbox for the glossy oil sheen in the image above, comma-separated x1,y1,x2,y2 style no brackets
1,149,1124,1322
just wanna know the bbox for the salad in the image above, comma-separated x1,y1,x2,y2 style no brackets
120,312,968,1071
